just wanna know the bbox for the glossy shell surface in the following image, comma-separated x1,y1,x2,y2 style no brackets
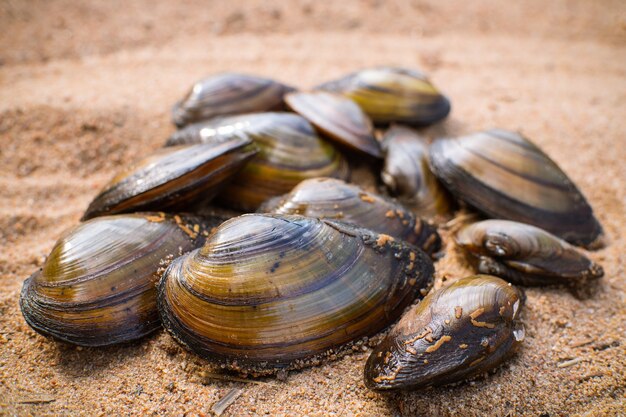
429,129,603,248
364,275,524,390
158,214,435,374
455,220,604,286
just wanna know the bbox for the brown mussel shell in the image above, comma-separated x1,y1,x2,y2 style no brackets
82,139,257,221
166,112,350,211
20,213,218,346
158,213,435,374
284,91,382,158
429,129,604,248
364,275,524,390
258,177,441,256
381,125,452,217
455,220,604,286
172,73,295,127
316,67,451,126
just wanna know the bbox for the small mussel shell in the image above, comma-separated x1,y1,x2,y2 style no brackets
316,67,451,126
82,139,257,220
20,213,216,346
429,129,604,248
381,125,452,217
172,73,295,127
455,220,604,286
284,91,382,158
259,177,441,256
158,213,435,374
364,275,524,390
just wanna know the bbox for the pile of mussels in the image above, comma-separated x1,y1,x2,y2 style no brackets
20,68,605,391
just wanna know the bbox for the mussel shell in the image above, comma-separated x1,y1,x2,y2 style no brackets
20,213,217,346
455,220,604,286
381,125,452,217
258,177,441,256
158,213,435,374
364,275,524,390
316,67,451,126
284,91,382,158
429,129,603,248
172,73,295,127
82,139,257,221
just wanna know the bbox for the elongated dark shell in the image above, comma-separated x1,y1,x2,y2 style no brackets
259,177,441,256
20,213,217,346
316,67,450,126
82,139,257,221
429,129,603,248
285,91,381,158
158,214,434,374
364,275,524,390
381,125,452,217
172,73,295,127
455,220,604,286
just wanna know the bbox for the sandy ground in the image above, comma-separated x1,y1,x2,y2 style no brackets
1,1,625,416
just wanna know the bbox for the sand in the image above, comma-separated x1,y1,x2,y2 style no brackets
1,1,625,416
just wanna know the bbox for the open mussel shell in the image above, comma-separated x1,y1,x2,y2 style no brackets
158,213,435,374
284,91,382,158
82,139,257,221
259,177,441,256
20,213,218,346
455,220,604,286
316,67,451,126
172,73,295,127
381,125,452,217
429,129,604,248
364,275,524,390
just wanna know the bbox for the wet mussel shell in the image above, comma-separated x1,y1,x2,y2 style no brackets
158,213,435,374
82,139,257,221
259,177,441,256
167,113,350,211
381,125,452,217
285,91,382,158
172,73,295,127
455,220,604,286
20,213,216,346
317,67,451,126
364,275,525,390
429,129,604,248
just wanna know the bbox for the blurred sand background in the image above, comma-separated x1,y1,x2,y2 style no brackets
1,1,625,415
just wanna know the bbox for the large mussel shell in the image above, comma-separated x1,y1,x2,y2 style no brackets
82,139,257,221
158,213,435,374
284,91,382,158
259,177,441,256
166,113,350,211
429,129,604,248
364,275,524,390
316,67,451,126
455,220,604,286
381,125,452,217
20,213,217,346
172,73,295,127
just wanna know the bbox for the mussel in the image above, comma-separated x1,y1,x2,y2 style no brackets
158,213,435,374
82,139,257,221
172,73,295,127
284,91,382,158
455,220,604,286
20,213,216,346
259,177,441,256
166,113,350,211
429,129,604,248
364,275,524,390
316,67,451,126
381,125,452,217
